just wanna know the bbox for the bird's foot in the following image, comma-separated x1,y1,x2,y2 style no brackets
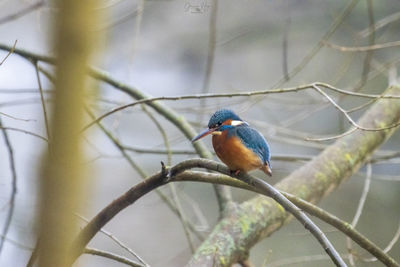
230,169,241,176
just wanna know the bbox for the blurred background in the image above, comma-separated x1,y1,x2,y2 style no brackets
0,0,399,266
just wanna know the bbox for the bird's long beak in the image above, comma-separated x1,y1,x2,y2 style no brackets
192,128,219,142
262,162,272,177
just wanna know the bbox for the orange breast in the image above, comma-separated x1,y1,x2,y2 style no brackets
212,131,263,172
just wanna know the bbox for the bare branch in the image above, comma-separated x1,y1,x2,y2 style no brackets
282,0,291,81
84,247,143,267
198,0,218,126
347,163,372,265
81,82,400,132
324,40,400,52
0,126,48,142
76,213,149,267
0,111,34,122
85,107,204,241
267,254,350,267
34,61,51,140
271,0,360,87
313,84,400,132
0,118,17,256
0,40,17,66
142,105,196,253
359,11,400,38
363,219,400,263
354,0,375,91
280,191,398,267
0,1,44,25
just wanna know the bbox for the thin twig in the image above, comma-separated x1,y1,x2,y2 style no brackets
86,107,204,241
0,234,32,251
26,239,40,267
129,0,144,62
363,219,400,263
359,11,400,38
282,0,291,81
0,88,51,94
124,146,313,162
0,118,17,256
141,106,172,166
198,0,218,127
0,40,17,66
142,105,196,253
332,38,358,85
84,247,143,267
280,191,399,267
75,213,149,267
370,151,400,163
351,163,372,226
34,61,51,140
82,82,400,144
97,8,139,32
0,126,48,142
313,84,400,132
346,163,372,265
1,43,399,138
0,111,34,122
267,254,350,267
81,82,400,132
324,40,400,52
0,1,44,25
85,107,148,178
354,0,375,91
271,0,360,88
346,98,377,113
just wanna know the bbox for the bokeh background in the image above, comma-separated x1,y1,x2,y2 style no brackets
0,0,399,266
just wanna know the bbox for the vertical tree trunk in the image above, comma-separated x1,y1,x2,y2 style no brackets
37,1,98,266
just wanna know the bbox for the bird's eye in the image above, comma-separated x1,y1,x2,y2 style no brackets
217,122,222,126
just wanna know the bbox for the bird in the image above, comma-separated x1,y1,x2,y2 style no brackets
192,109,272,176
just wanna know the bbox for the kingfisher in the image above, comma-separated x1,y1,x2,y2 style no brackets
192,109,272,176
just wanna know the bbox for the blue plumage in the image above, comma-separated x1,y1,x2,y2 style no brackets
234,126,271,166
208,109,242,128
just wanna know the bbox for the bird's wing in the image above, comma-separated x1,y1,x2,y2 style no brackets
234,125,271,164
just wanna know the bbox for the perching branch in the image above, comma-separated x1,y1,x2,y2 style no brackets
169,160,347,266
70,159,346,266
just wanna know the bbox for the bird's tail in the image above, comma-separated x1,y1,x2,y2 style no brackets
261,163,272,176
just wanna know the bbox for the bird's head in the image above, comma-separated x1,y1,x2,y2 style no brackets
192,109,248,142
